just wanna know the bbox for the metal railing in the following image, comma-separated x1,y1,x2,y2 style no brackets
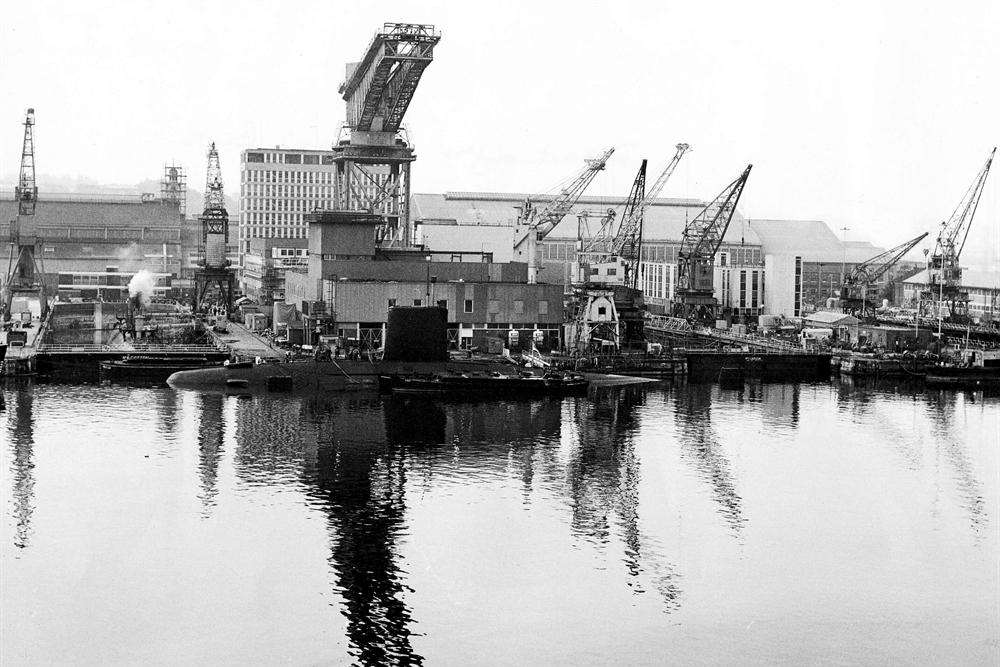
37,343,226,354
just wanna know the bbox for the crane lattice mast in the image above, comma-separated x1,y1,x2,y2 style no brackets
841,231,929,317
513,147,614,283
921,147,995,321
675,164,752,319
4,108,47,320
612,143,690,257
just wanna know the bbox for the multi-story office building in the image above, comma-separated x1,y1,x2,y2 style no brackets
238,147,338,261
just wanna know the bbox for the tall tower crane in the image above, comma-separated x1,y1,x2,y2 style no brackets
512,147,614,283
192,142,235,316
920,147,995,322
674,164,752,321
612,143,690,288
841,231,929,317
4,108,47,321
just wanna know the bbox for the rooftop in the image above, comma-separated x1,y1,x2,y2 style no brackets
412,192,760,246
1,195,182,229
750,219,887,263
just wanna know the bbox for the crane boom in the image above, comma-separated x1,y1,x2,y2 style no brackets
935,147,994,259
844,232,929,289
612,143,689,257
513,147,614,283
922,147,996,322
841,231,928,317
674,164,752,319
518,147,615,241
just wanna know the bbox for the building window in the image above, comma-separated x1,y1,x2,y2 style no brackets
720,253,727,267
607,268,617,276
387,298,396,309
413,299,422,306
464,299,474,313
740,270,747,309
538,300,548,315
598,306,607,316
488,300,500,314
437,299,448,310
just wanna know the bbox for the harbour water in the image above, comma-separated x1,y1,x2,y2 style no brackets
1,380,997,665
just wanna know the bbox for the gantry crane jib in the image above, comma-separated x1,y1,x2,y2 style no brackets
933,146,995,259
679,164,752,261
613,143,690,257
518,147,615,242
844,231,929,288
340,22,441,134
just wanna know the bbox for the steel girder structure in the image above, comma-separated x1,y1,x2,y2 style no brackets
334,23,441,248
674,164,752,320
841,231,928,317
513,147,615,283
920,147,995,321
4,108,48,320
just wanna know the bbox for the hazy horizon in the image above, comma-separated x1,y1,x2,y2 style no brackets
1,1,997,267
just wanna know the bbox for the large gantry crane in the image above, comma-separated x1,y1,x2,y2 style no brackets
3,108,47,321
334,23,441,248
841,231,929,317
512,147,614,283
920,147,995,322
674,164,752,321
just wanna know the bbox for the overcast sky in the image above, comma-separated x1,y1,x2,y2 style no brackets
1,0,997,264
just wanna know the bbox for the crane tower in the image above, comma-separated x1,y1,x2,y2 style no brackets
3,108,48,321
192,142,234,316
334,23,441,248
674,164,752,321
920,147,995,322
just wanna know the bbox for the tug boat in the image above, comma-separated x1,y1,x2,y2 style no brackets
379,370,589,397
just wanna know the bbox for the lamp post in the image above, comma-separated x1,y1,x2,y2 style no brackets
840,226,850,288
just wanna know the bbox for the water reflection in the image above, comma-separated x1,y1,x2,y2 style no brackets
6,383,35,549
196,394,225,511
3,380,996,664
675,383,746,533
568,388,682,607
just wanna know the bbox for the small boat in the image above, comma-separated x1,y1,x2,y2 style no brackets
99,355,222,382
926,366,1000,388
381,370,589,397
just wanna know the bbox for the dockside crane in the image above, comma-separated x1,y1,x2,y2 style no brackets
841,231,929,317
574,160,647,280
920,147,995,322
674,164,752,321
612,143,690,289
512,147,614,283
3,108,47,321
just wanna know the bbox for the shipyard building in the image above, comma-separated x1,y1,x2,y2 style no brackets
281,211,564,350
0,193,235,300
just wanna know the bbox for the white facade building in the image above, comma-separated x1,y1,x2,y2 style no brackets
238,147,338,262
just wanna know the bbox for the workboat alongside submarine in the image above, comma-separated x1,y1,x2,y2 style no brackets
379,370,588,396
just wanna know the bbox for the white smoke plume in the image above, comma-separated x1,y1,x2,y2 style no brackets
128,269,156,308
